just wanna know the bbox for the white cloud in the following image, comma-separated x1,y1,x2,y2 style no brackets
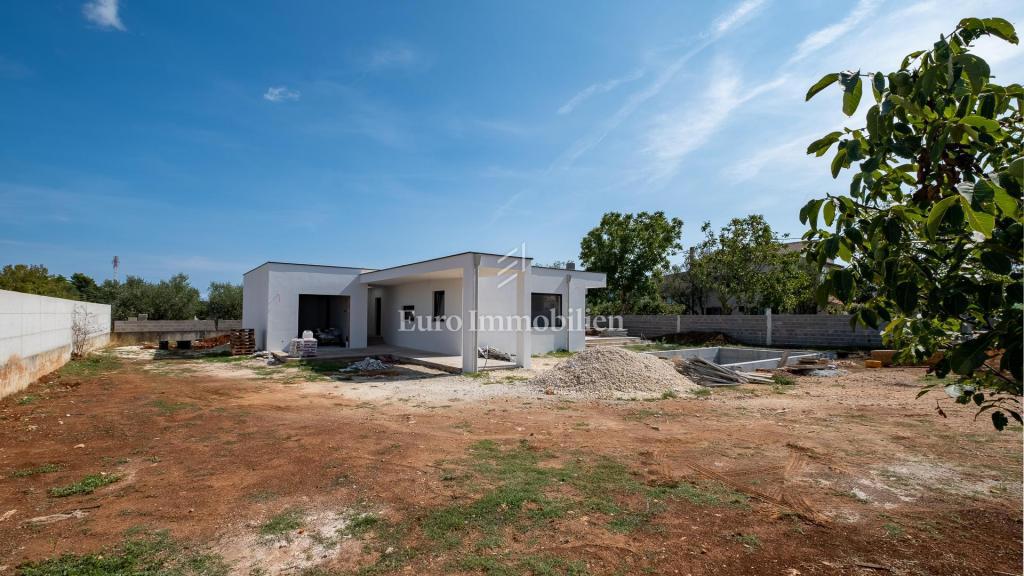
714,0,768,35
553,0,769,170
82,0,125,31
644,58,787,182
367,44,421,70
558,69,645,115
263,86,301,103
788,0,883,64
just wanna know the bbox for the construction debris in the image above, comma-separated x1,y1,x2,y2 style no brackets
342,357,392,372
673,357,774,386
478,346,514,362
531,347,699,398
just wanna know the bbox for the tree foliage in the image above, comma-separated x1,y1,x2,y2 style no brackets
205,281,244,320
0,265,78,299
686,216,819,314
801,17,1022,429
579,211,683,315
0,264,242,322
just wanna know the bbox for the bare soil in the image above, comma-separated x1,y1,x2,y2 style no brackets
0,347,1020,575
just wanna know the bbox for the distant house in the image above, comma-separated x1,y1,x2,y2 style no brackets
243,251,605,371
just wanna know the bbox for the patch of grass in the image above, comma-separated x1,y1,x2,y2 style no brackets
456,552,589,575
622,409,664,422
291,360,351,381
734,533,761,549
424,440,746,550
342,513,382,538
534,349,575,358
48,473,120,497
660,390,678,400
883,522,904,537
259,507,305,537
771,374,795,386
623,342,680,352
501,375,530,383
12,463,62,478
196,351,250,363
17,529,227,576
17,395,39,405
691,387,712,398
151,399,195,415
57,353,121,378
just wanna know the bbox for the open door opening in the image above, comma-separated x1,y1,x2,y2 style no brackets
297,294,349,347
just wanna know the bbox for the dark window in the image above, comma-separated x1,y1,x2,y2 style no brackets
433,290,445,318
402,305,415,323
531,293,563,328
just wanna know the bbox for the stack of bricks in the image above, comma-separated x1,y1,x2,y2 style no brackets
229,329,256,356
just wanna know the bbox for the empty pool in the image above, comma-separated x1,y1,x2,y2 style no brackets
647,347,819,371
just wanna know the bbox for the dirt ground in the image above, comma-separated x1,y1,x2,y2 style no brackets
0,347,1021,576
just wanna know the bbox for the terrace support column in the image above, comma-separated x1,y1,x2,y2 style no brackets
516,267,532,368
461,256,480,373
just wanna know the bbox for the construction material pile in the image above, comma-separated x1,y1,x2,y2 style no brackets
343,357,392,372
230,329,256,356
531,347,699,398
478,346,514,362
673,357,773,386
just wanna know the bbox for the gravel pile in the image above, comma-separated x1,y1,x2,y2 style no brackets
531,347,699,398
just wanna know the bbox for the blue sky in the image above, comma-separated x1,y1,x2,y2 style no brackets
1,0,1021,291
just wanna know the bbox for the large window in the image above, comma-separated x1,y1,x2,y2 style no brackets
531,293,563,328
433,290,445,318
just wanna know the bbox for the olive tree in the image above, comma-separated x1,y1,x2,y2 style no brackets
801,17,1021,428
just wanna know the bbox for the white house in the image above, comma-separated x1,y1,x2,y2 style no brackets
242,251,606,372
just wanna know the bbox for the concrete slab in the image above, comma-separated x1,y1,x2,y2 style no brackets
278,344,516,373
647,347,819,371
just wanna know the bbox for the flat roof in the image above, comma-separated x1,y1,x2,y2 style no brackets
244,251,604,278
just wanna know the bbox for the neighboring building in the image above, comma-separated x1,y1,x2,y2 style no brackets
242,252,605,372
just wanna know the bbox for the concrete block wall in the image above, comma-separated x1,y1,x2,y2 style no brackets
0,290,111,399
621,314,882,349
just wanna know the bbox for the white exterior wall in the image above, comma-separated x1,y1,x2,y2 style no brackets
477,268,604,355
250,264,368,353
242,265,270,349
0,290,111,399
378,278,463,355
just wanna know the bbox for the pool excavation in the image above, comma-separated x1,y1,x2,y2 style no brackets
646,347,820,372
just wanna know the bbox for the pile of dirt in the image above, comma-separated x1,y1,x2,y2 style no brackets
531,347,699,398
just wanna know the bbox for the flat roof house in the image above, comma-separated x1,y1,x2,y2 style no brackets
242,252,606,372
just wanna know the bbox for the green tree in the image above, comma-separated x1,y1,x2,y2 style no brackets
801,17,1021,428
149,274,202,320
0,264,78,299
686,216,816,314
579,211,683,315
205,281,243,320
70,272,102,302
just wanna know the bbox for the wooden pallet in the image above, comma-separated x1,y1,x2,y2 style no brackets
229,329,256,356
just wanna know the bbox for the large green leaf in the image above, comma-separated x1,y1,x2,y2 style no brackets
842,76,863,116
806,73,838,101
955,54,990,92
926,195,959,238
806,131,842,156
961,115,1000,132
959,196,995,237
981,17,1019,44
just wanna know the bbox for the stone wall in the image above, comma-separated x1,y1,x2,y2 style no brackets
621,313,882,349
0,290,111,399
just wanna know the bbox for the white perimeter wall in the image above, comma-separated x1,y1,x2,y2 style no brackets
245,264,368,353
0,290,111,399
